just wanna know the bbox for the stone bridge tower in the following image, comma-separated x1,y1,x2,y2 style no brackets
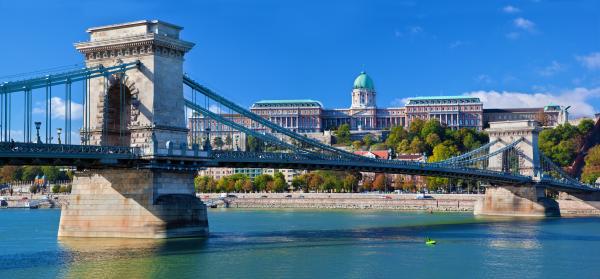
75,20,193,148
59,21,207,239
475,120,558,217
486,120,542,179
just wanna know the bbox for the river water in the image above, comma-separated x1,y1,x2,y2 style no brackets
1,209,600,278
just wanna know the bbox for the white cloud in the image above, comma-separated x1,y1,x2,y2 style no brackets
465,87,600,117
576,52,600,70
538,61,564,76
33,97,83,120
503,5,521,14
514,17,535,32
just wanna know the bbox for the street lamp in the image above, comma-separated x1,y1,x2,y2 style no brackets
57,128,62,144
34,122,42,144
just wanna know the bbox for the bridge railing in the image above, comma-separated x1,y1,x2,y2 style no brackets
0,142,139,158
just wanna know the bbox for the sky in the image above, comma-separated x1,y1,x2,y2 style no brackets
0,0,599,142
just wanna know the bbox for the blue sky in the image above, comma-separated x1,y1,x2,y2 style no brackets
0,0,599,142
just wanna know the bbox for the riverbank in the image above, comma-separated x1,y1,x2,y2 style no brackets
199,193,600,215
200,193,479,212
1,194,68,209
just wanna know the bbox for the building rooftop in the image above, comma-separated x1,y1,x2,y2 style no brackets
252,99,323,108
353,71,375,91
406,96,481,105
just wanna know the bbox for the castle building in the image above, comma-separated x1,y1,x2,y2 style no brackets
188,71,570,149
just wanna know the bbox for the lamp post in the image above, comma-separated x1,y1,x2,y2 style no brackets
57,128,62,144
34,122,42,144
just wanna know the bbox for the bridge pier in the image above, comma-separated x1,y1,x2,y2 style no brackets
474,185,560,217
58,169,208,238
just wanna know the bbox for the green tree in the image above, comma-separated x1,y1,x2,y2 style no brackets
409,137,426,154
292,175,308,192
363,134,374,148
335,124,351,145
41,166,60,182
225,134,233,149
578,119,595,135
425,133,441,149
242,178,254,192
247,136,260,152
342,174,358,192
213,137,224,150
420,119,444,140
385,126,409,147
273,172,287,192
396,139,411,153
21,166,42,181
254,174,273,192
408,118,425,137
352,140,363,151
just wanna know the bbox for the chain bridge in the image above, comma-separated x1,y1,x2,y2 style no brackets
1,20,598,238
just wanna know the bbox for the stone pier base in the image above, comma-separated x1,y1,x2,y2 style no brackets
474,186,559,217
58,169,208,238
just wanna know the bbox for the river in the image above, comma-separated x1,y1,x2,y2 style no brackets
1,209,600,278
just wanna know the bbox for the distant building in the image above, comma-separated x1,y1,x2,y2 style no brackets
405,96,483,131
483,104,568,128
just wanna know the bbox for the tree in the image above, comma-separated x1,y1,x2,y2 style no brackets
361,177,373,192
292,175,308,192
420,119,444,140
334,124,351,145
396,139,411,153
247,136,260,152
385,126,409,147
409,137,426,154
409,118,425,136
225,134,233,149
352,140,363,151
342,174,358,192
21,166,42,181
582,145,600,184
427,143,460,189
273,172,287,192
425,133,441,149
0,166,22,183
41,166,60,182
363,134,374,148
254,174,273,192
373,174,386,191
213,137,224,150
578,119,595,135
307,173,324,192
243,178,254,192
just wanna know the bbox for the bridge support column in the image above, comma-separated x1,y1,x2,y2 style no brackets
474,185,560,217
58,169,208,238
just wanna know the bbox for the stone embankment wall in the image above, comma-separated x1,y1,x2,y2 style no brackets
199,193,480,212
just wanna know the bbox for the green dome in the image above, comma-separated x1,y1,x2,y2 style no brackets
353,71,375,90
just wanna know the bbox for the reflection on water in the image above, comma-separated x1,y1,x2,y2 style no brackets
58,237,207,279
2,209,600,279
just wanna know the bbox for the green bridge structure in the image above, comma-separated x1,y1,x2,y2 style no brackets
1,20,598,238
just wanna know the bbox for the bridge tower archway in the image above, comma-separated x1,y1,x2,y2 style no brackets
104,76,132,146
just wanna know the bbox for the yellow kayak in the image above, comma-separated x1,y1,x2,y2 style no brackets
425,238,436,245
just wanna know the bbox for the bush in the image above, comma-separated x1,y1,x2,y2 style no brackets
59,185,72,193
51,185,60,193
